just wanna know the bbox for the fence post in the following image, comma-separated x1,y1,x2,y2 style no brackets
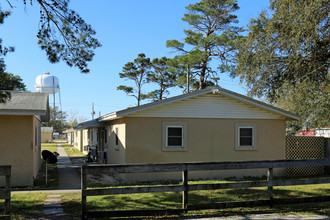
325,138,330,174
182,167,188,212
81,166,87,220
267,168,273,207
4,173,11,215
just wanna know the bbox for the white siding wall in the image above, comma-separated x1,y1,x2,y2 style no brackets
128,94,283,119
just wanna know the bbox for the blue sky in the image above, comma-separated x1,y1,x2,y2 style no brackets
2,0,269,121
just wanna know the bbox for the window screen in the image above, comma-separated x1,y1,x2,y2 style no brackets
239,128,253,146
167,127,183,146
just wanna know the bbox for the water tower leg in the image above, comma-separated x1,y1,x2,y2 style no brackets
59,89,63,123
53,91,56,110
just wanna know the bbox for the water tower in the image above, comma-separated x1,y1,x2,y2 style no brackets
35,72,62,113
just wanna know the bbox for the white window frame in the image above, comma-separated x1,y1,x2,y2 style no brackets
162,121,187,152
235,122,257,151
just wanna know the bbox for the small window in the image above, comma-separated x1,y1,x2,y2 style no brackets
235,122,257,150
162,121,187,151
167,126,183,147
239,127,253,146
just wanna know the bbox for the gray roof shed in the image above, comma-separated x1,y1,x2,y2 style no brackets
0,92,49,121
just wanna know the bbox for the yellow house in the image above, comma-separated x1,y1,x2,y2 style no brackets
0,92,49,186
80,87,299,181
79,120,106,162
72,126,89,153
64,127,89,154
64,128,74,145
41,126,53,143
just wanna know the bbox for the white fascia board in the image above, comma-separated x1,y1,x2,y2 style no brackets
100,112,118,121
34,115,41,121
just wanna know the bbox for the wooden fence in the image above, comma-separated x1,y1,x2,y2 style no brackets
0,165,11,216
81,159,330,219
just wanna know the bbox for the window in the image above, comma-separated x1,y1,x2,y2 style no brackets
235,122,257,150
162,121,187,151
167,126,183,147
239,127,253,146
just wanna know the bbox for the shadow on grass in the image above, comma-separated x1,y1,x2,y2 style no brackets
87,192,182,211
0,193,45,219
78,185,330,219
62,199,82,218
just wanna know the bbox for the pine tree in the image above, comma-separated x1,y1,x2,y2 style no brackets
146,57,177,101
117,53,151,106
1,0,101,103
167,0,242,90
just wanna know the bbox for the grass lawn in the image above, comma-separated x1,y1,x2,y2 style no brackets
79,180,330,218
0,193,45,219
41,143,58,154
1,181,329,219
53,139,67,142
62,145,86,157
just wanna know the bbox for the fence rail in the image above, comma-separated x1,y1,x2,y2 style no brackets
81,159,330,219
0,165,11,216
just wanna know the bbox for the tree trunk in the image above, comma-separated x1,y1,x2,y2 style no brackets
199,61,207,90
137,87,141,106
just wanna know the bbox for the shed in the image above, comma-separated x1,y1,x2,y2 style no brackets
0,92,49,186
41,126,53,143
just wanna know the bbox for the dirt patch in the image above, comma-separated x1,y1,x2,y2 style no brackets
69,156,86,164
87,173,123,185
70,157,123,185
